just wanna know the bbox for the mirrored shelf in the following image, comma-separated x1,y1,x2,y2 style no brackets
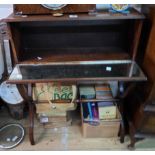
8,60,147,84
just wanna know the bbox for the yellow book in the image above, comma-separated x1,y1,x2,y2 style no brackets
99,106,116,120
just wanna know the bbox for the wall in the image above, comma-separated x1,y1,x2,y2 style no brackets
0,4,13,19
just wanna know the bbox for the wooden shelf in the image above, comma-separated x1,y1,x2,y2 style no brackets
19,48,130,64
76,98,119,103
3,8,144,23
8,60,147,84
34,98,119,104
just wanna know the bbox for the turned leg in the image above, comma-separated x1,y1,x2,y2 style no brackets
28,83,35,145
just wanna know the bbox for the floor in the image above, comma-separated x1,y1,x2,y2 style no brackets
0,104,154,151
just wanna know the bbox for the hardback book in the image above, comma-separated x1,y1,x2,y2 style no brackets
98,105,117,120
97,101,114,107
79,85,96,99
95,84,113,99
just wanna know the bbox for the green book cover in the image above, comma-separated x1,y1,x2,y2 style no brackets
79,86,96,99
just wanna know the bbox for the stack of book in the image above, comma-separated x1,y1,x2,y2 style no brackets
96,84,116,120
82,102,99,122
80,84,117,122
79,85,96,99
80,84,120,138
95,84,113,100
95,84,116,120
79,85,99,122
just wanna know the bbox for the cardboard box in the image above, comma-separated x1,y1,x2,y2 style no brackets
39,115,67,124
81,104,121,138
36,102,76,117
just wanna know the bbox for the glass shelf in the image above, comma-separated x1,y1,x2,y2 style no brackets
8,60,147,84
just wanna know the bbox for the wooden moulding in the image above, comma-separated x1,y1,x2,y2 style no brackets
80,104,121,138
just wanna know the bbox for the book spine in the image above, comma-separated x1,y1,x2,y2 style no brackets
87,102,93,120
91,103,98,119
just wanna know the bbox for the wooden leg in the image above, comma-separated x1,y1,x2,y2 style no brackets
128,121,135,150
120,120,125,143
28,84,35,145
118,82,137,148
119,100,125,143
117,101,125,143
28,101,35,145
118,82,125,143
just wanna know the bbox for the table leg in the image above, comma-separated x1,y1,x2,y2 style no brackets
118,82,125,143
120,120,125,143
128,121,135,150
118,82,137,147
28,83,35,145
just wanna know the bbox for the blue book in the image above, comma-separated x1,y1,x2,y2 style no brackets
87,102,93,120
98,101,114,107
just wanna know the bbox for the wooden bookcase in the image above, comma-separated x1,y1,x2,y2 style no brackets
3,8,145,65
2,7,147,148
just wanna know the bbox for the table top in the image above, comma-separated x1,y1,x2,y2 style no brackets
7,60,147,84
3,8,144,23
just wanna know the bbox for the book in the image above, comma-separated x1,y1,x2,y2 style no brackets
83,102,99,122
97,101,114,107
91,103,99,119
95,84,113,99
98,105,117,120
79,86,96,99
87,102,93,120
